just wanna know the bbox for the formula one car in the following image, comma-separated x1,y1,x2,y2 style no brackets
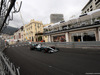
30,44,59,53
30,44,43,51
40,46,59,53
30,44,38,50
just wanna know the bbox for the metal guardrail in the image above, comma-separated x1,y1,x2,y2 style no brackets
32,41,100,48
0,38,20,75
0,52,20,75
0,0,22,74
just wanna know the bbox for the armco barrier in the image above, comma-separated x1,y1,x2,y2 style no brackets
0,52,20,75
32,41,100,48
0,38,20,75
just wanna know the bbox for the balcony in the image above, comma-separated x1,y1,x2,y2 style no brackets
35,32,43,35
44,19,100,34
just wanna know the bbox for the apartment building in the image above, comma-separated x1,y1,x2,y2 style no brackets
23,19,43,42
14,28,22,41
82,0,100,14
1,34,10,40
50,14,64,23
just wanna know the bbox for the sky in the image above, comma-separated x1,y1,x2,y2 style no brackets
9,0,89,28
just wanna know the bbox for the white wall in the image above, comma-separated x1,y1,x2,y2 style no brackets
65,32,69,42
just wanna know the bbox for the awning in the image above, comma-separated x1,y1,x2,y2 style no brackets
88,9,100,18
79,15,91,22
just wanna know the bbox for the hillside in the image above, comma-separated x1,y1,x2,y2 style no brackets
1,26,18,35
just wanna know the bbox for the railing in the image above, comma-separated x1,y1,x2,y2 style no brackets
0,38,20,75
0,52,20,75
44,20,100,34
32,41,100,48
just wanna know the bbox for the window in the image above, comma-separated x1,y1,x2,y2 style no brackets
90,5,92,8
71,31,96,42
73,36,81,42
19,33,21,38
90,9,93,11
35,23,36,27
87,9,89,12
83,32,96,41
38,24,39,28
95,0,100,5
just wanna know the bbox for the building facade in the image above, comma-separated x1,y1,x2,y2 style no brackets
50,14,64,23
13,26,23,42
23,19,43,42
82,0,100,14
1,34,11,40
43,23,53,42
1,34,17,44
44,9,100,42
14,30,21,41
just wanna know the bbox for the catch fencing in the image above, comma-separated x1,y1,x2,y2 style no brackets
0,38,5,51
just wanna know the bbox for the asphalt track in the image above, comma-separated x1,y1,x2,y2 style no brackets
3,43,100,75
